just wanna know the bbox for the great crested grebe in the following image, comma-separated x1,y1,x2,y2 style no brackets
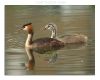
44,23,88,44
22,23,64,70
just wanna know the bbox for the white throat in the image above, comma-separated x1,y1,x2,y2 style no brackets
51,29,57,38
25,34,33,47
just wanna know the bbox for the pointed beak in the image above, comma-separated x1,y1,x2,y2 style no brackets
43,25,48,30
21,26,25,30
21,27,23,30
43,28,46,30
42,27,47,31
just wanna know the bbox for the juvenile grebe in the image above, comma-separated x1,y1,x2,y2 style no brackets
22,23,64,70
44,23,88,44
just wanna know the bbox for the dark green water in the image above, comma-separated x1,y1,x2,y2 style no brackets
5,5,95,75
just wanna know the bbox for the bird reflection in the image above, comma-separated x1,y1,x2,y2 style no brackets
22,23,87,70
25,48,35,70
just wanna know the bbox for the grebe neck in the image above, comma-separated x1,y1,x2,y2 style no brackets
25,33,33,46
51,28,57,38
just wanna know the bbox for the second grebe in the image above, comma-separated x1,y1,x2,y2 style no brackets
22,23,64,70
44,23,88,44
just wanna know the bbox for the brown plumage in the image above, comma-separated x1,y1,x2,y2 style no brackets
32,37,64,54
22,23,64,70
44,23,88,44
22,23,64,54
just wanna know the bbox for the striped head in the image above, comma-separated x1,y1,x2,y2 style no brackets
22,23,33,33
44,23,57,31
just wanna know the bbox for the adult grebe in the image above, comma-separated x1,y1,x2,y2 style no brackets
22,23,64,70
44,23,88,44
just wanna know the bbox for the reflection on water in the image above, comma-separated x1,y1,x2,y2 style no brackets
5,5,95,75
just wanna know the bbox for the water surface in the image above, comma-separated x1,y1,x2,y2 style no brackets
5,5,95,75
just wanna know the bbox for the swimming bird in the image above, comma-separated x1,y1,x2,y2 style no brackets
44,23,88,44
22,23,64,70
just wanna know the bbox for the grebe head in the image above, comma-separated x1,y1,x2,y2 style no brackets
44,23,57,31
22,23,33,33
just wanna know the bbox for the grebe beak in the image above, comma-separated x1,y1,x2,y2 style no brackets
43,27,47,30
21,27,23,30
43,25,49,30
21,25,25,30
43,28,46,30
21,27,24,30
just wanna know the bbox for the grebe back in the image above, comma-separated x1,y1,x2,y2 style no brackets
22,23,64,70
44,23,88,44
